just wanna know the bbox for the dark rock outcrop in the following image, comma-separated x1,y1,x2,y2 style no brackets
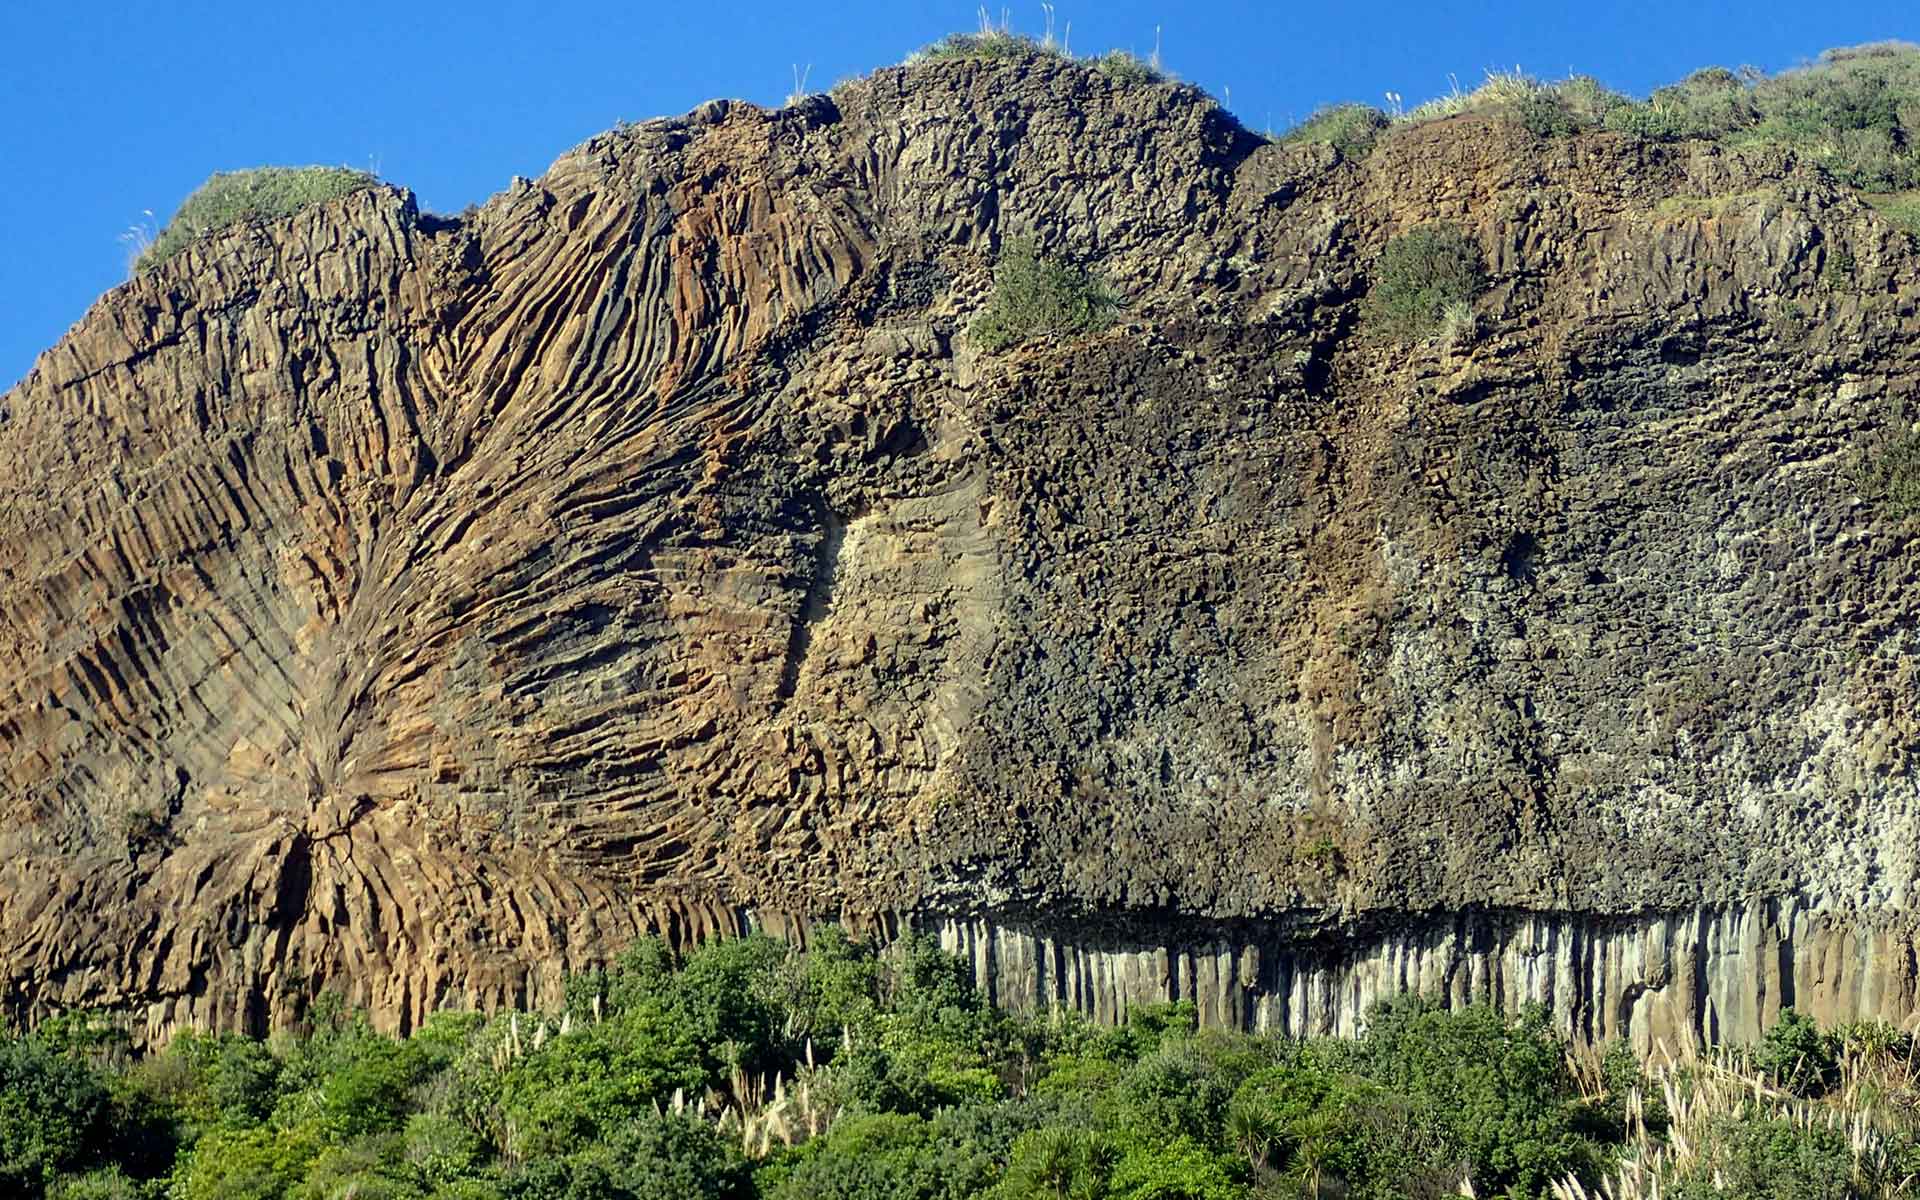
2,57,1917,1046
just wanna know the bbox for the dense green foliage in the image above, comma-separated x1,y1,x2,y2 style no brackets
970,238,1118,353
1364,224,1486,341
5,937,1919,1199
138,167,378,270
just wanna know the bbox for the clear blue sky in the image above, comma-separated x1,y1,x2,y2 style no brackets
1,1,1911,391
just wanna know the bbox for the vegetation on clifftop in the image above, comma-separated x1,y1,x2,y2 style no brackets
1278,40,1920,193
901,12,1167,85
136,167,379,271
1277,103,1391,159
6,933,1920,1199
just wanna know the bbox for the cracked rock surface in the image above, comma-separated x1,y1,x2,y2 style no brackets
2,58,1918,1044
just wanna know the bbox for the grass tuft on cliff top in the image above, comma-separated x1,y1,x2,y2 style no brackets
907,29,1055,64
904,18,1168,85
1384,42,1920,191
1862,190,1920,239
1279,103,1393,159
137,166,380,271
1595,43,1920,190
1398,70,1633,136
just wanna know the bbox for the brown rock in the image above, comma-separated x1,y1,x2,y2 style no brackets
2,58,1918,1044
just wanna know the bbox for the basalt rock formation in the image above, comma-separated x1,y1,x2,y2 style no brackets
4,55,1919,1051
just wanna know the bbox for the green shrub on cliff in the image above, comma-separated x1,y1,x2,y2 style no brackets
907,30,1059,65
1376,43,1920,191
1364,224,1486,341
1858,416,1920,518
1397,72,1630,138
970,238,1118,353
1279,103,1390,158
137,166,378,270
1094,50,1164,85
1603,66,1759,142
1601,43,1920,190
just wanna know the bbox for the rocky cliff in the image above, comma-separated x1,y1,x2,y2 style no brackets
4,54,1918,1051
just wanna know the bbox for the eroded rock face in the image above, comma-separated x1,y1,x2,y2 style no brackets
2,58,1917,1043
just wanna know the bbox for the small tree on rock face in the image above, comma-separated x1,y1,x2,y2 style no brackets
1364,224,1486,342
970,238,1118,353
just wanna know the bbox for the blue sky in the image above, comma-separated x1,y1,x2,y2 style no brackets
1,1,1912,390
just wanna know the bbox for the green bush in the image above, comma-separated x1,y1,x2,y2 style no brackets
1109,1036,1263,1150
289,1133,425,1200
970,238,1118,353
1348,998,1595,1196
991,1126,1117,1200
1603,66,1760,143
1512,89,1579,138
1226,1063,1471,1200
1364,225,1486,341
1743,43,1920,190
1105,1135,1244,1200
757,1113,939,1200
402,1112,486,1187
921,1100,1066,1198
1857,416,1920,518
1600,44,1920,190
1753,1008,1841,1097
782,926,880,1045
0,1035,113,1192
138,166,378,270
1552,75,1634,126
164,1030,283,1128
171,1123,324,1200
1095,50,1164,85
1398,72,1630,137
551,1111,750,1200
271,1015,428,1139
492,1006,706,1157
1279,104,1390,158
49,1165,155,1200
906,31,1058,65
1671,1111,1857,1200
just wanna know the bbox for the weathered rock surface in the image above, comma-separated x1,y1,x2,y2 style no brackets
2,57,1918,1046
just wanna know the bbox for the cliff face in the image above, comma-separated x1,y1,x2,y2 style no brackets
3,57,1918,1048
